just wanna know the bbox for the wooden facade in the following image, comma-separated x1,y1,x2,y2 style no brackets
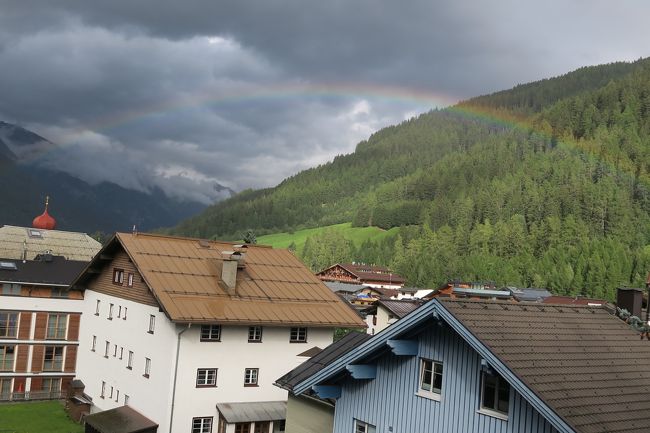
333,323,558,433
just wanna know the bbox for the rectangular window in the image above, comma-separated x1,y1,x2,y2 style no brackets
192,417,213,433
109,386,113,399
196,368,218,387
0,345,15,371
354,420,376,433
104,341,110,358
123,307,128,320
481,370,511,416
248,326,262,342
124,394,130,405
254,422,269,433
51,287,68,298
108,304,114,320
244,368,259,386
200,325,221,342
119,347,124,359
91,335,96,351
0,312,19,338
234,424,250,433
144,357,151,378
0,378,12,400
95,300,100,316
42,378,61,396
127,273,134,287
113,344,117,357
112,268,124,285
419,359,443,397
276,420,286,432
148,315,155,334
2,283,21,295
289,327,307,343
127,351,133,369
118,306,122,318
100,381,106,398
43,346,64,371
46,313,67,339
115,389,119,402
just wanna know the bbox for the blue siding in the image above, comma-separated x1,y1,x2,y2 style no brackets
333,323,559,433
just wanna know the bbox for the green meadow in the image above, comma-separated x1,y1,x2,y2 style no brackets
0,401,83,433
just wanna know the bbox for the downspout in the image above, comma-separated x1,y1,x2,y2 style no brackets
169,323,191,433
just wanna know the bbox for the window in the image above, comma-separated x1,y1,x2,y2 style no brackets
0,378,11,399
43,346,64,371
124,394,130,405
144,357,151,378
196,368,218,387
27,229,42,239
480,370,511,416
419,359,443,398
42,378,61,396
148,315,155,334
118,306,122,318
104,341,110,358
108,304,114,320
95,300,100,316
0,345,15,371
192,417,213,433
0,261,17,270
200,325,221,342
234,424,250,433
119,347,124,359
100,381,106,398
109,386,114,399
2,283,21,295
113,344,117,357
51,287,68,298
254,422,269,433
248,326,262,342
127,273,134,287
0,312,19,338
244,368,258,386
127,351,133,369
123,307,128,320
115,389,119,402
276,421,286,432
289,327,307,343
113,268,124,285
354,420,376,433
46,314,67,339
91,336,96,352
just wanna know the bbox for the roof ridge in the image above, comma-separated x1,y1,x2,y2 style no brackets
116,231,273,248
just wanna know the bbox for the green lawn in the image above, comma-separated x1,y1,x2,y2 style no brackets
256,222,400,253
0,401,83,433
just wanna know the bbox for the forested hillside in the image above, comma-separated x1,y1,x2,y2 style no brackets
170,58,650,299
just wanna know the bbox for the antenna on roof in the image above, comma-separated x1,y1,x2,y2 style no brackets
132,225,138,236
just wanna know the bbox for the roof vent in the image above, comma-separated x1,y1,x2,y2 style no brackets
198,239,211,249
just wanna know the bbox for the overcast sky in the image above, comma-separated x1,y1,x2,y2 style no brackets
0,1,648,203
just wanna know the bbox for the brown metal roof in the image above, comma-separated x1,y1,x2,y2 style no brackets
441,299,650,433
116,233,365,327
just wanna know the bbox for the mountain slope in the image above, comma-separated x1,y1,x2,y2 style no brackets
0,122,207,233
170,58,650,297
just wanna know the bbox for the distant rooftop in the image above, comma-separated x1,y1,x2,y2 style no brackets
0,225,101,262
0,255,87,287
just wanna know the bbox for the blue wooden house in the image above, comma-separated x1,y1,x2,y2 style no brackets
293,299,650,433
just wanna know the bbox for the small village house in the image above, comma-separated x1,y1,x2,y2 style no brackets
317,263,406,290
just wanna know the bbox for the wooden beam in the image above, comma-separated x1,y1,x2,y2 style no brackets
99,254,114,261
386,339,418,356
346,364,377,379
312,385,341,399
86,268,102,274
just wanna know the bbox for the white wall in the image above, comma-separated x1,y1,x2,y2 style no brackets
171,326,333,432
0,295,84,313
76,290,178,433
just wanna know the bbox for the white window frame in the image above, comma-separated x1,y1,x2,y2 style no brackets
354,419,376,433
0,312,18,338
0,345,15,371
95,300,100,316
91,335,96,351
289,327,307,343
479,369,511,419
248,326,263,342
113,268,124,285
144,357,151,378
196,368,218,387
244,368,259,386
192,417,213,433
127,350,133,369
148,315,155,334
108,303,114,320
46,313,67,340
43,346,64,371
417,358,443,400
200,325,221,342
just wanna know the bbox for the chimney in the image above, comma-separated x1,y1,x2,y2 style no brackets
221,251,238,295
617,287,643,318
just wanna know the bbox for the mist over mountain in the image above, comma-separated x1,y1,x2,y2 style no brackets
0,121,211,233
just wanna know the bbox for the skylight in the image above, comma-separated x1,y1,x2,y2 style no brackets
0,262,17,270
27,229,43,239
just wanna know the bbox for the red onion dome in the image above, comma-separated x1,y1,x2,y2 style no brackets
32,196,56,230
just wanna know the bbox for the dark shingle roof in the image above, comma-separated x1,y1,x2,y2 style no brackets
377,299,424,318
84,406,158,433
441,299,650,433
275,331,372,392
0,255,87,286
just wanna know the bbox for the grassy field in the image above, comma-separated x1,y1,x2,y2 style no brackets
0,401,83,433
256,222,400,253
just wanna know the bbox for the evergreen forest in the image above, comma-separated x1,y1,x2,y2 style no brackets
170,58,650,299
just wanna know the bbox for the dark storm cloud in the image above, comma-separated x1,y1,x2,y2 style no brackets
0,1,648,202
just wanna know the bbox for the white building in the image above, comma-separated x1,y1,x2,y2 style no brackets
73,233,365,433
